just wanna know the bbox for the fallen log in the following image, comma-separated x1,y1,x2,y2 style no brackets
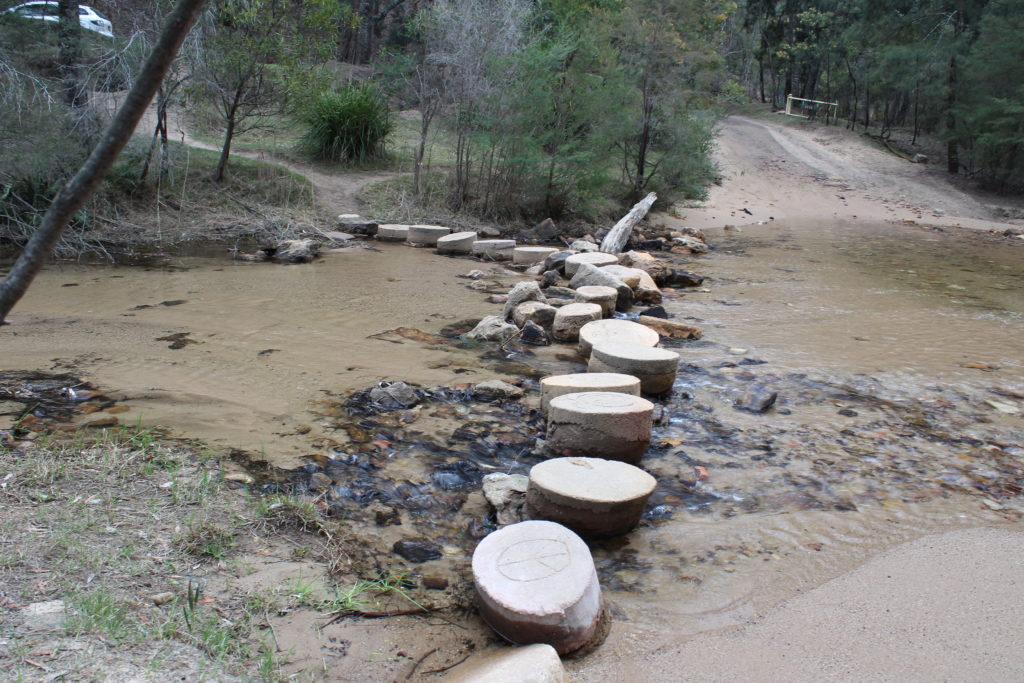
600,192,657,254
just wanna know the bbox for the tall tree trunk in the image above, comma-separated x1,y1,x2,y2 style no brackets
0,0,207,325
58,0,83,108
946,53,959,175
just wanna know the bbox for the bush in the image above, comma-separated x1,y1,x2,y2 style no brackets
298,83,392,163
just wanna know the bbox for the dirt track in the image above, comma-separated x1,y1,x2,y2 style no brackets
666,115,1022,233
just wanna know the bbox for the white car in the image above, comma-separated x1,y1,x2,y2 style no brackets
5,2,113,38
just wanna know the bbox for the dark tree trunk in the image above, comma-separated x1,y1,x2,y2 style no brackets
58,0,83,108
0,0,208,325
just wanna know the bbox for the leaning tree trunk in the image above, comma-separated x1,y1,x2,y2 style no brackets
0,0,207,325
599,192,657,254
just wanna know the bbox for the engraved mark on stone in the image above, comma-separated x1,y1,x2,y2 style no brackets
496,539,571,582
571,392,635,409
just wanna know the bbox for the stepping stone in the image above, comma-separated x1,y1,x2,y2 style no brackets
551,303,602,342
573,285,618,317
539,373,641,415
568,262,634,312
513,301,557,329
564,252,617,276
588,342,680,394
444,644,568,683
578,319,660,357
513,246,560,266
408,224,451,246
472,520,603,655
472,239,517,261
526,457,657,537
437,231,478,254
377,224,410,242
546,391,654,463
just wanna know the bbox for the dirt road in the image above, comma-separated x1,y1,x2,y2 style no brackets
666,115,1021,233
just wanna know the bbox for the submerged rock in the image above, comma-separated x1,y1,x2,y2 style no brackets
466,316,520,343
482,472,529,526
393,539,442,563
274,239,320,264
664,269,706,288
520,321,550,346
734,385,778,413
369,381,420,409
472,380,525,402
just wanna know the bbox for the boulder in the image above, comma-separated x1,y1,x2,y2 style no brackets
542,251,576,275
568,262,634,312
551,303,603,342
664,269,706,288
393,539,442,563
369,381,420,409
619,251,671,284
540,271,561,289
734,385,778,413
569,240,599,253
443,644,568,683
482,473,530,526
503,281,547,320
639,305,669,319
520,321,550,346
339,220,378,236
636,315,702,339
467,316,520,343
672,235,709,254
473,380,525,402
273,239,319,264
513,301,557,329
600,264,661,304
564,252,617,276
517,218,561,243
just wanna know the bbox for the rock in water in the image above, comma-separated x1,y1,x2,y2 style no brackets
520,321,550,346
393,539,442,563
472,380,525,402
369,381,420,409
503,281,547,320
467,316,520,343
664,269,706,288
734,385,778,413
483,473,529,526
542,251,575,275
568,262,634,312
274,239,319,264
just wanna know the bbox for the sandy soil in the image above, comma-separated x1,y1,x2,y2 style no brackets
664,114,1024,234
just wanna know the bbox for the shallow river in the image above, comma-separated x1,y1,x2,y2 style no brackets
2,219,1022,658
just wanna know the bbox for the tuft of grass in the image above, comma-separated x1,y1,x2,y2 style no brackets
253,494,324,533
66,591,145,644
298,84,393,163
174,520,236,559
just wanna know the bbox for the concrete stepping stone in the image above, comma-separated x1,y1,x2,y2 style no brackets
472,520,603,655
513,246,560,266
513,301,557,329
546,391,654,463
539,373,641,415
577,318,660,357
588,342,680,394
551,303,602,342
408,224,451,246
444,644,568,682
573,285,618,317
436,230,478,254
473,239,517,261
526,457,657,537
376,224,410,242
564,252,618,276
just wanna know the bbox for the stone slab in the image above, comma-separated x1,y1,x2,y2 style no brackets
377,224,411,242
527,457,656,537
473,520,602,655
514,246,560,266
437,230,478,254
539,373,641,415
408,224,452,246
473,239,517,261
578,319,660,357
444,644,569,683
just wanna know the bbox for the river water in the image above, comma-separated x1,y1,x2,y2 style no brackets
2,220,1022,660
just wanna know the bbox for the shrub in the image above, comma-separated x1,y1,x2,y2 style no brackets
298,83,392,163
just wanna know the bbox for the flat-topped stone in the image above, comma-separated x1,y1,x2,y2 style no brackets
564,252,618,276
551,303,602,342
569,262,634,312
437,230,478,254
377,224,411,241
588,342,680,394
546,391,654,463
408,224,452,246
573,285,618,317
473,520,602,655
473,239,517,261
443,644,568,683
527,457,657,537
539,373,641,415
577,319,660,357
513,246,560,266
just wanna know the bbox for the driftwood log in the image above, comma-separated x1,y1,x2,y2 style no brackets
599,192,657,254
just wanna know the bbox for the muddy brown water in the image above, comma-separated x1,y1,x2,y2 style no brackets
2,222,1022,668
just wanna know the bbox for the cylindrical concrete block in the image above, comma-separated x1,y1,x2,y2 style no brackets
588,342,680,394
564,252,618,276
472,240,517,261
526,457,657,537
577,319,660,357
408,224,451,246
377,224,410,242
546,391,653,463
513,301,557,329
472,520,603,655
573,285,618,317
437,231,478,254
539,373,641,415
513,246,560,266
551,303,602,342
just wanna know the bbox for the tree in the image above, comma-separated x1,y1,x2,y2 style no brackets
189,0,338,182
0,0,207,325
58,0,84,107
